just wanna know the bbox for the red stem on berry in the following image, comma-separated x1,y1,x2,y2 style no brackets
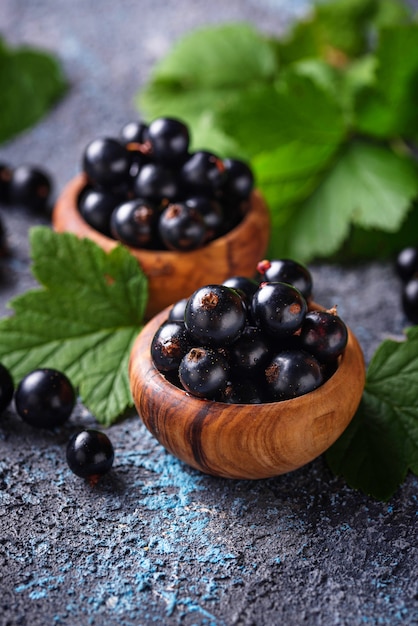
257,259,271,275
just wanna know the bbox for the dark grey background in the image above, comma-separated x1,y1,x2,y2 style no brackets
1,2,417,625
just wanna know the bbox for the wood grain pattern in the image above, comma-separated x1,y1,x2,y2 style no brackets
52,174,271,319
129,306,366,479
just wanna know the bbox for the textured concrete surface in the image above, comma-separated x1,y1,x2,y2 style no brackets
1,2,418,625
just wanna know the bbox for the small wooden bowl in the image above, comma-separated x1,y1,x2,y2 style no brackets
52,174,271,319
129,306,366,480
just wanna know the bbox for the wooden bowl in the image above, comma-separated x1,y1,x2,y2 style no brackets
129,306,366,480
52,174,271,319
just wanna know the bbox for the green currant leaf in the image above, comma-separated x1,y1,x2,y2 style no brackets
0,227,148,426
335,201,418,262
269,141,418,262
148,22,277,86
137,22,278,149
326,326,418,500
276,0,378,63
353,24,418,139
217,71,347,158
0,37,67,144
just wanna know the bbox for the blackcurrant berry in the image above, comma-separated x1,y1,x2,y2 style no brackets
168,298,188,322
181,151,226,196
395,247,418,283
120,120,149,146
185,196,223,242
251,282,307,337
78,187,124,237
222,276,259,307
179,347,230,399
222,378,265,404
402,276,418,324
264,350,323,400
184,284,247,346
147,117,190,163
228,326,271,375
321,359,339,383
134,162,180,201
151,321,191,372
223,158,254,200
82,137,132,189
15,368,76,428
158,202,207,251
9,164,52,212
66,429,114,480
299,309,348,362
257,258,313,300
0,363,14,415
110,199,158,248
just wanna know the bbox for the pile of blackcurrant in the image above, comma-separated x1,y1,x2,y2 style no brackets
0,363,114,481
78,116,255,251
395,246,418,324
150,258,348,403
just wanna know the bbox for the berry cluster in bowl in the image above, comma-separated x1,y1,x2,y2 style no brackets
150,259,348,404
78,116,254,251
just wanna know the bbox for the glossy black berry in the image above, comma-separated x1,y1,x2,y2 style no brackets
222,378,265,404
251,282,307,337
158,202,207,251
78,187,124,237
223,158,254,200
14,368,76,428
66,429,114,479
82,137,132,189
299,309,348,362
0,363,14,414
402,276,418,324
395,247,418,283
181,151,226,196
264,350,323,400
134,162,180,201
120,120,149,146
321,359,339,383
257,258,313,300
179,347,230,399
222,276,259,307
184,284,247,346
9,164,52,212
168,298,188,322
228,326,271,375
147,117,190,163
185,196,223,242
111,199,158,248
151,321,191,372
